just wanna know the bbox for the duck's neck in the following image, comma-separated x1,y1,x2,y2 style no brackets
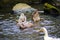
44,28,48,37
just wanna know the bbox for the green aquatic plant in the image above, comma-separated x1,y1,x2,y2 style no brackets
44,3,60,14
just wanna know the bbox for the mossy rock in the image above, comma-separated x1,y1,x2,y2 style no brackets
12,3,31,10
12,3,36,14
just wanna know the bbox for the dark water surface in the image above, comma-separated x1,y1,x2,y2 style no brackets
0,12,60,40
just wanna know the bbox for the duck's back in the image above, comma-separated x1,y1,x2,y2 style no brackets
44,36,60,40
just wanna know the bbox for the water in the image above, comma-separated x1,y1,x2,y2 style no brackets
0,3,60,40
0,12,60,40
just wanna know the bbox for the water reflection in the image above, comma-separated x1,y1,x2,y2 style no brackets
0,13,60,40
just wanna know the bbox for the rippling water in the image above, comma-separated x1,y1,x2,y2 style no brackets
0,13,60,40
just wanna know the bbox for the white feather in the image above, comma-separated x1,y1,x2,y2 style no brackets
39,27,60,40
18,13,26,23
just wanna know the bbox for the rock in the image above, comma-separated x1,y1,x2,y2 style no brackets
12,3,36,14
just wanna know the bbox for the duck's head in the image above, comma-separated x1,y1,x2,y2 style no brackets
32,9,38,16
38,27,48,36
20,13,25,17
39,27,46,32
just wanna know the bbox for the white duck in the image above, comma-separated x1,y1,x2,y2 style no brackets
32,10,40,22
22,21,34,28
37,27,60,40
18,13,27,23
17,13,34,29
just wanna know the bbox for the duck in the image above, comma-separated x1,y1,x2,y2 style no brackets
17,13,27,23
32,10,40,22
22,21,34,28
17,20,34,29
17,13,34,29
37,27,60,40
